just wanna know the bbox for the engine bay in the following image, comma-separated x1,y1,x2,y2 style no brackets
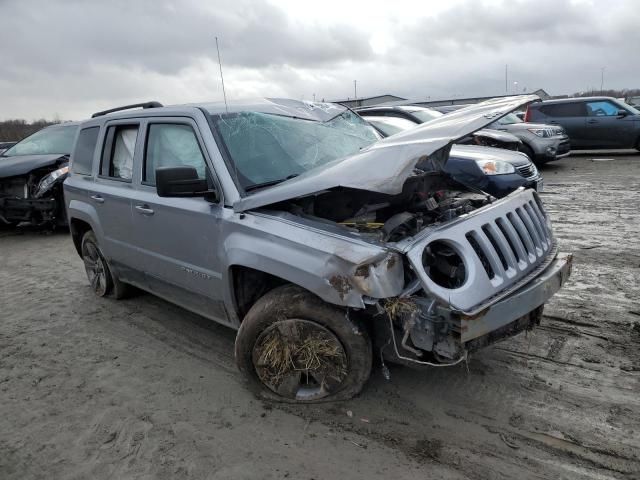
277,171,492,243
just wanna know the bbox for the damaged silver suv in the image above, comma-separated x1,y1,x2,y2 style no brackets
64,96,572,403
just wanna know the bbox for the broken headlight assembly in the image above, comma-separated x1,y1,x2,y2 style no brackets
35,166,69,198
475,159,515,175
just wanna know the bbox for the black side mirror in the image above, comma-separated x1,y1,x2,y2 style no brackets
617,109,628,117
156,166,214,199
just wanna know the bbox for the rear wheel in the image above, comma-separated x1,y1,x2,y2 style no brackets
235,284,372,403
81,231,130,299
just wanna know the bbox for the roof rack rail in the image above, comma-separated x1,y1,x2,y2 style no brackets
91,101,163,118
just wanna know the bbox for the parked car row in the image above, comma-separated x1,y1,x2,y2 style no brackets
361,114,542,198
364,104,570,165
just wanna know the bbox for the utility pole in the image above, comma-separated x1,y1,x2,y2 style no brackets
354,80,357,104
215,36,228,113
505,64,508,93
600,67,605,93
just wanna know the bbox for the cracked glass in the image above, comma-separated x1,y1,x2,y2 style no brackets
211,110,379,191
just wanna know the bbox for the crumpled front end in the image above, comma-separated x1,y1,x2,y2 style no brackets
377,188,572,364
0,166,68,226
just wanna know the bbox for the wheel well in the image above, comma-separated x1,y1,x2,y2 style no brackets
69,218,92,256
519,142,534,158
230,266,289,320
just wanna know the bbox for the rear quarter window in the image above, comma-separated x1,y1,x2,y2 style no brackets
71,127,100,176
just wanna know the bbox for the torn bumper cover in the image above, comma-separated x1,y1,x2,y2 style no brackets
460,252,572,344
0,196,58,224
401,252,572,361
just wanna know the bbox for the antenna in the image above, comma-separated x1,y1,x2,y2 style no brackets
215,36,228,113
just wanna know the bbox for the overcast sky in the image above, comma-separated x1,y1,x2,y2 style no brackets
0,0,638,120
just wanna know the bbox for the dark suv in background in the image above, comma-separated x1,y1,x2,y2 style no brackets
525,97,640,150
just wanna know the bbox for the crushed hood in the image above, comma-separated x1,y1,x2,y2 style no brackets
0,154,67,178
234,95,539,212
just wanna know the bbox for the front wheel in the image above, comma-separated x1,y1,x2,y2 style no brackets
235,285,372,403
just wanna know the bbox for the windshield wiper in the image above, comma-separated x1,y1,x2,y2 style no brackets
244,174,299,193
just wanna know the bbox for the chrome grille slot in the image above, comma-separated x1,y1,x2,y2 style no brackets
508,211,536,259
516,207,543,255
466,231,496,280
516,164,534,178
405,189,555,314
481,224,508,271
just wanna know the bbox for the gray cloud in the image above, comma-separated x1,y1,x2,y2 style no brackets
0,0,639,120
0,0,372,79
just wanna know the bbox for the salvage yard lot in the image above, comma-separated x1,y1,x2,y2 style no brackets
1,153,639,479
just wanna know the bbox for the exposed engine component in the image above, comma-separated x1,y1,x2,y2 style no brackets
280,172,492,243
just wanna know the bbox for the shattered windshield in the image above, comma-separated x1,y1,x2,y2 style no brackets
3,124,78,157
212,110,379,191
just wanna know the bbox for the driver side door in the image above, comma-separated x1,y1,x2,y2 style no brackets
129,117,230,326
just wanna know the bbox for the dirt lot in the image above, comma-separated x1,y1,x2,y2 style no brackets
1,153,639,480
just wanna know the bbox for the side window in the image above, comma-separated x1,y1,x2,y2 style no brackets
143,123,207,185
586,101,619,117
72,127,100,176
539,103,585,117
101,125,138,181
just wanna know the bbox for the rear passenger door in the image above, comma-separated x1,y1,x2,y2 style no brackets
89,121,143,283
537,103,587,147
584,100,636,148
129,118,229,325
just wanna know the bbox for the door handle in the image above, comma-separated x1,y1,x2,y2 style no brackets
587,119,598,124
135,205,155,216
90,194,105,204
548,121,558,124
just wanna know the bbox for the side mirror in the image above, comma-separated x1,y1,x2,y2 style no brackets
617,109,629,117
156,166,214,198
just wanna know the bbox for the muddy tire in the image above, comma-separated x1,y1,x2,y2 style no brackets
235,284,372,403
81,231,130,299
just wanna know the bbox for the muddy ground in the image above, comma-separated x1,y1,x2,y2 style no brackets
1,153,639,479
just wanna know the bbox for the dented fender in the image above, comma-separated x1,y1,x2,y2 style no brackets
222,212,405,309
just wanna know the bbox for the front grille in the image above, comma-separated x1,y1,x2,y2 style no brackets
0,178,28,199
406,189,555,314
516,164,536,179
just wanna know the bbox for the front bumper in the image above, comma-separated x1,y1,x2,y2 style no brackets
532,136,571,162
460,252,572,343
0,195,58,225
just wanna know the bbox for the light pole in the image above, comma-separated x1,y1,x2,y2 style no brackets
600,67,605,93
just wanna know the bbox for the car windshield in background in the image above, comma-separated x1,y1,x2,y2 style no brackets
494,113,522,125
212,111,379,191
2,125,78,157
410,109,444,123
367,116,417,136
